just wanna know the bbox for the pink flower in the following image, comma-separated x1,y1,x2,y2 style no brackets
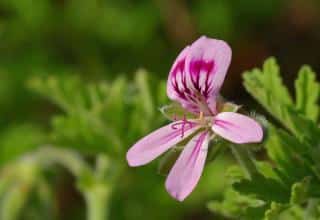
126,36,263,201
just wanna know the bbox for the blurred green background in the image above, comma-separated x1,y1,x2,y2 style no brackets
0,0,319,219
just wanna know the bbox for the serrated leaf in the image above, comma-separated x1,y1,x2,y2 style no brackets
233,174,290,203
28,74,166,156
243,58,320,144
295,65,320,122
264,202,288,220
208,188,265,219
255,162,282,184
103,76,127,134
243,58,292,106
290,177,311,205
225,165,246,183
135,69,155,117
265,126,311,184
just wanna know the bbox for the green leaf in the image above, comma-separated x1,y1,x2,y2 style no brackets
29,72,167,156
0,125,46,166
243,57,292,107
290,177,311,205
50,114,122,155
135,69,155,117
243,57,320,144
127,70,167,142
265,126,312,184
103,76,127,135
233,174,290,203
208,188,265,219
295,65,320,122
255,161,282,183
264,202,288,220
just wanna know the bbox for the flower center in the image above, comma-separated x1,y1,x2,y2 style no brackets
171,112,213,138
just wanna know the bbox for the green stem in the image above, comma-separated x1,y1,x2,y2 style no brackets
229,144,258,179
304,198,319,220
84,183,111,220
0,160,40,220
1,182,31,220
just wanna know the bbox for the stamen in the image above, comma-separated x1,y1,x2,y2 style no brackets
171,114,194,138
199,112,204,121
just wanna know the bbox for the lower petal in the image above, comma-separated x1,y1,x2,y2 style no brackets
211,112,263,144
165,131,210,201
126,121,200,167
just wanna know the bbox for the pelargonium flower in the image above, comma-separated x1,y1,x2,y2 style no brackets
126,36,263,201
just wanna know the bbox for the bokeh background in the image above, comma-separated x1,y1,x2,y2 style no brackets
0,0,319,219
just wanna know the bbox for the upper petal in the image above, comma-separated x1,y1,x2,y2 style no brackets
211,112,263,144
165,131,210,201
167,36,232,115
167,46,190,101
186,36,232,97
126,121,200,167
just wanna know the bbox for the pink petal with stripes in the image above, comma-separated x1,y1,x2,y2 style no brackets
126,121,200,167
167,36,232,115
212,112,263,144
165,131,210,201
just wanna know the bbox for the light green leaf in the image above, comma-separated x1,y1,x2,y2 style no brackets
243,57,292,107
0,125,46,166
295,65,320,122
135,69,155,117
243,58,320,144
208,188,265,219
264,202,288,220
265,126,311,183
290,177,311,205
233,174,289,203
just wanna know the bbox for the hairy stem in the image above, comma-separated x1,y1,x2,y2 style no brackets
84,183,112,220
229,144,258,179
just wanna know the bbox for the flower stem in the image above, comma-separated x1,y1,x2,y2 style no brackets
229,144,258,179
304,198,320,219
84,183,111,220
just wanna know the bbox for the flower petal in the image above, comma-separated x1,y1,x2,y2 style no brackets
186,36,232,95
167,46,190,101
165,131,209,201
167,36,232,115
211,112,263,144
126,121,200,167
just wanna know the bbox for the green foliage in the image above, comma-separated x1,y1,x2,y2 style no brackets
243,58,320,144
209,58,320,219
0,0,303,219
28,70,167,156
295,66,320,122
208,188,264,219
0,124,47,166
0,146,113,220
